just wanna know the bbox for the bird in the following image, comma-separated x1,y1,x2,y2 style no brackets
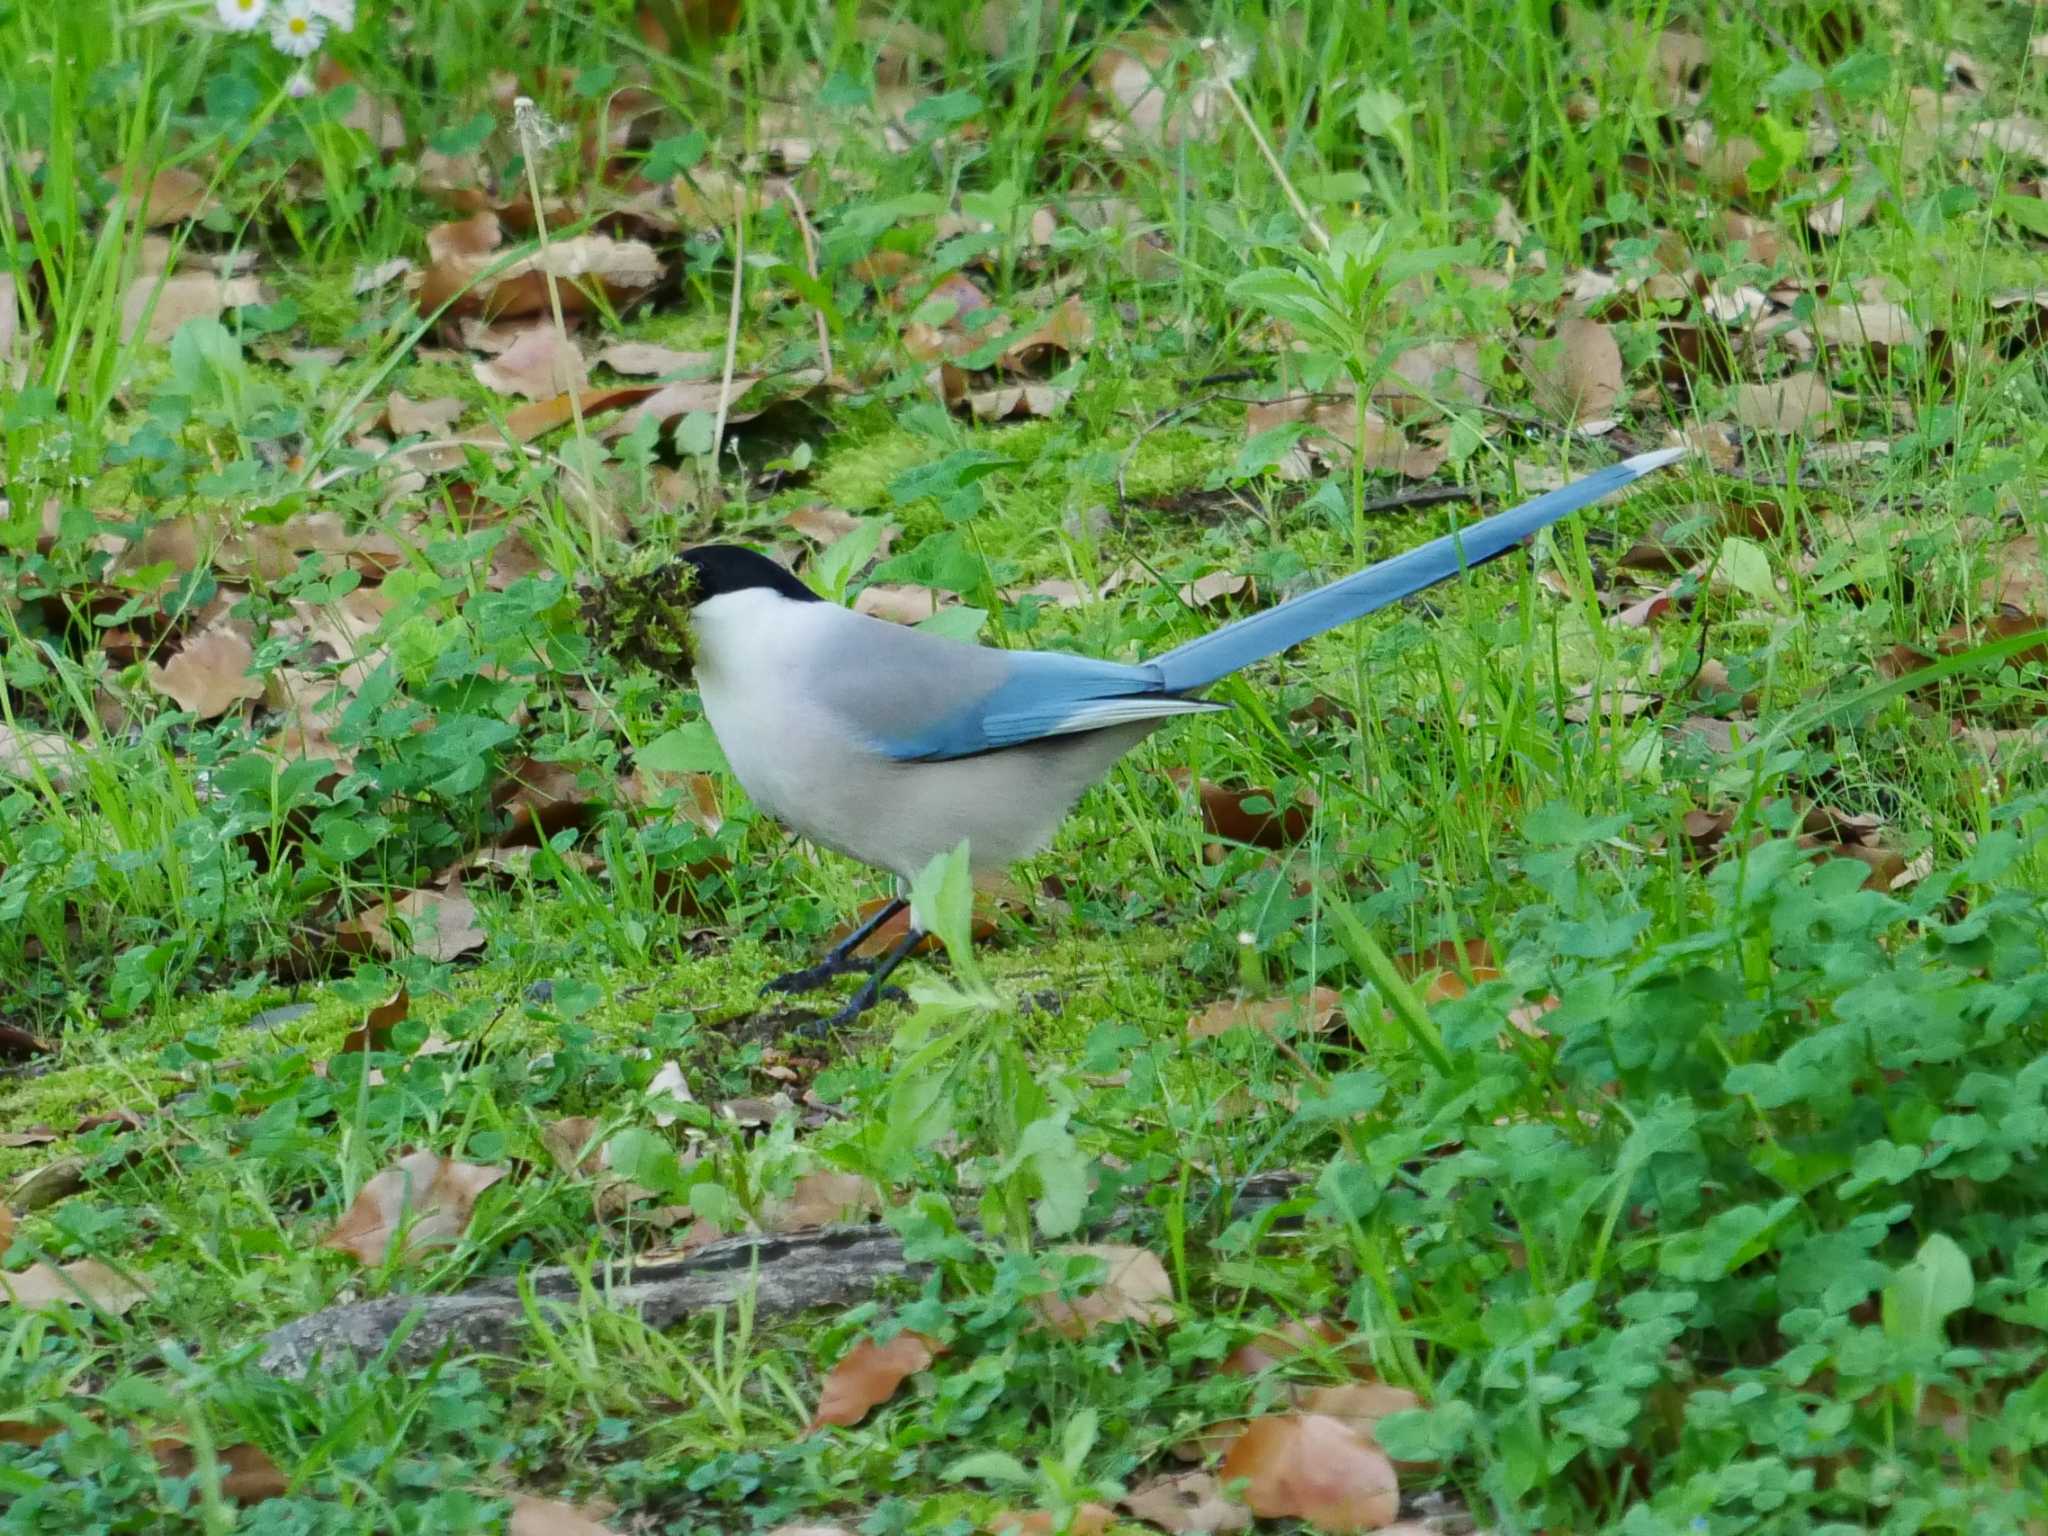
598,447,1685,1026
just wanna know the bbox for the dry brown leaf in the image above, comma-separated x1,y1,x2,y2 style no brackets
321,1150,508,1266
1979,535,2048,614
853,583,950,624
0,726,74,784
1091,30,1232,147
507,1495,622,1535
147,627,263,720
1188,778,1316,848
1372,340,1487,419
1218,1415,1400,1533
605,368,824,439
1121,1471,1252,1533
120,271,267,345
5,1157,88,1213
117,166,218,227
1187,988,1344,1039
1032,1243,1174,1337
784,506,866,546
386,393,465,435
1520,316,1624,425
1295,1383,1424,1449
999,295,1095,371
764,1170,883,1232
337,985,410,1056
1177,570,1251,609
417,227,664,321
597,341,718,377
1967,114,2048,163
967,383,1070,420
475,327,591,400
1221,1317,1355,1376
988,1506,1115,1536
1812,300,1923,355
149,1440,289,1502
809,1332,943,1430
1246,396,1444,481
0,1258,150,1315
1732,372,1839,434
338,886,487,962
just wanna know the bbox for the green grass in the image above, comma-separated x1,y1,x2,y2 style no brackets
6,0,2048,1532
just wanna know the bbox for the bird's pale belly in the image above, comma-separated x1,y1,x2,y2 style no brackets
696,663,1154,882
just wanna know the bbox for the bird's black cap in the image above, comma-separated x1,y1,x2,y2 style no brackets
680,545,821,604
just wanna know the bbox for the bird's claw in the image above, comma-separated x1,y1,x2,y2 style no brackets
762,954,876,996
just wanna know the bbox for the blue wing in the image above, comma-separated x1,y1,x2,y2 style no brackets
877,650,1223,762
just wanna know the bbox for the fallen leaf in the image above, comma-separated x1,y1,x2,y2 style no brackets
1732,371,1838,434
854,583,951,624
605,367,824,439
116,165,218,227
1813,301,1924,355
1245,396,1444,481
337,985,410,1055
5,1157,88,1212
597,341,718,377
966,382,1070,420
147,627,263,720
1218,1415,1400,1533
150,1440,289,1502
999,295,1095,371
417,225,664,320
0,1127,59,1147
1032,1244,1174,1337
508,1495,623,1535
988,1506,1115,1536
0,726,74,785
1221,1317,1355,1376
0,1258,150,1315
1188,988,1344,1039
1190,778,1316,847
1372,339,1488,420
321,1149,509,1266
475,327,590,400
645,1058,693,1128
809,1332,943,1430
1967,114,2048,164
764,1170,883,1232
338,886,488,962
1295,1383,1423,1449
120,271,267,344
1177,570,1252,609
1979,534,2048,614
386,393,465,435
1520,316,1624,424
1121,1471,1252,1533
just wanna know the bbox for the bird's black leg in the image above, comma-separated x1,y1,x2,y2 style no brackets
763,895,909,996
820,927,925,1030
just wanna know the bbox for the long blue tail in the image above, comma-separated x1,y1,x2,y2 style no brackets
1151,447,1686,693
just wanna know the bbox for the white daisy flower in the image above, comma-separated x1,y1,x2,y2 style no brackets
215,0,268,30
311,0,355,31
269,0,327,56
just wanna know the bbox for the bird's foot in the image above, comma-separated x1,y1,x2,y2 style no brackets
785,982,908,1038
762,953,874,996
825,979,907,1029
